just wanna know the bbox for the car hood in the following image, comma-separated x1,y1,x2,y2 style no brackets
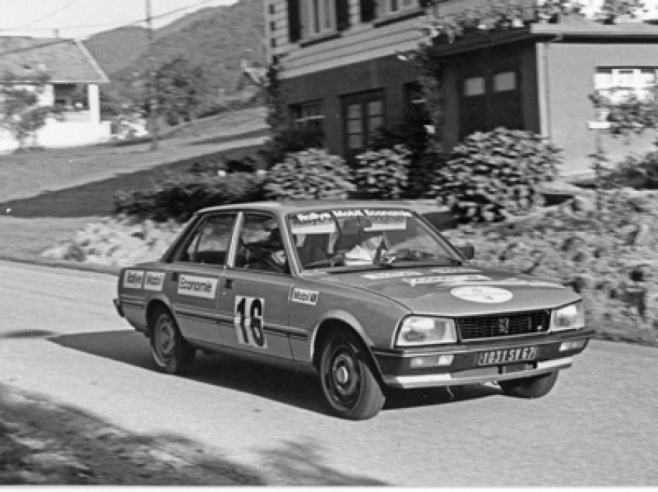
312,265,578,316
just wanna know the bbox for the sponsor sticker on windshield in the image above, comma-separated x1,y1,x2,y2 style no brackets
450,286,513,303
403,275,491,286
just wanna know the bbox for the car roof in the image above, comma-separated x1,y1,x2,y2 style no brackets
196,200,418,217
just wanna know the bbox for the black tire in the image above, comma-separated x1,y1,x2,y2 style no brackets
499,370,559,399
149,306,195,375
319,332,386,420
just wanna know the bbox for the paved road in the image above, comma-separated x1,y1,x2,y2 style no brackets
1,260,657,486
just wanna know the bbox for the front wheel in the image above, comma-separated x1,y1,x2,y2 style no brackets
149,306,196,375
319,332,385,420
499,370,559,399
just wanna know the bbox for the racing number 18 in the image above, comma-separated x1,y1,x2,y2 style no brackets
234,296,267,348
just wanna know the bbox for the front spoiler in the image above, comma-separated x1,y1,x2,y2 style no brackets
383,357,572,389
374,330,591,390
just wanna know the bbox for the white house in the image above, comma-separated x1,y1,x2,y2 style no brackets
0,36,111,152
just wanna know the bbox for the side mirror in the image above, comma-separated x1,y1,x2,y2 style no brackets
458,245,475,260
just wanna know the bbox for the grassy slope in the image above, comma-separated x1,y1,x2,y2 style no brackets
0,107,268,268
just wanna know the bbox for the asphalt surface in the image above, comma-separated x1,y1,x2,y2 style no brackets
1,260,657,486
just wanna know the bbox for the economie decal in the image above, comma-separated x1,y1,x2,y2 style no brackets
177,275,218,299
123,270,144,289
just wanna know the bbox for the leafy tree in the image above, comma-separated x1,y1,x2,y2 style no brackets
154,57,208,130
0,71,57,151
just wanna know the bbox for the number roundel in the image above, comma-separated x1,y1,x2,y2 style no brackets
235,296,267,349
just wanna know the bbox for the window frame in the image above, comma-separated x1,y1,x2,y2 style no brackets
301,0,337,39
168,212,238,266
594,67,658,103
290,100,326,131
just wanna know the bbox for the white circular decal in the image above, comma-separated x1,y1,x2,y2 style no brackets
450,286,513,304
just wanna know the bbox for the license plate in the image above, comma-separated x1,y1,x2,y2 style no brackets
477,346,538,366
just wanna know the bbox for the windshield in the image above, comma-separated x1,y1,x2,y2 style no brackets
287,208,463,272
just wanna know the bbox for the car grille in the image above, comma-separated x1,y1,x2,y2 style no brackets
456,311,551,341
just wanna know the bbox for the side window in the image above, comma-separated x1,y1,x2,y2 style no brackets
235,214,290,274
175,214,237,265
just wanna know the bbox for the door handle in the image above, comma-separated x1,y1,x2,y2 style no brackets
172,272,179,282
224,279,234,289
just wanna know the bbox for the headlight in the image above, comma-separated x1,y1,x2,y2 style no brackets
550,302,585,332
396,317,457,347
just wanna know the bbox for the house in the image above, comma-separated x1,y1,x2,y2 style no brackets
265,0,658,179
0,36,111,152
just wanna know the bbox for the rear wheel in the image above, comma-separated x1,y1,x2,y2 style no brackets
499,371,559,399
319,332,385,420
149,306,195,375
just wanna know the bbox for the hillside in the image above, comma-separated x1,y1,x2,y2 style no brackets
84,0,265,104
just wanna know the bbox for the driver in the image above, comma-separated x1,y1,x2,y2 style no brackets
344,234,386,265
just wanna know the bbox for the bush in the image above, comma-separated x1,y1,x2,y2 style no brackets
431,128,561,224
605,149,658,189
354,145,410,199
263,148,355,200
261,126,325,167
113,172,265,222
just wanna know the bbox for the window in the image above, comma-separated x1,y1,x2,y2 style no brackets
288,0,349,42
595,68,657,103
301,0,336,37
235,214,289,274
378,0,417,16
176,214,237,265
291,100,325,131
460,67,522,137
342,90,385,160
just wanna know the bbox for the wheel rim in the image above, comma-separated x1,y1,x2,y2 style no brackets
324,342,362,409
154,314,176,364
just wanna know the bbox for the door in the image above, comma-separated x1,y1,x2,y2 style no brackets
218,212,294,360
166,212,237,347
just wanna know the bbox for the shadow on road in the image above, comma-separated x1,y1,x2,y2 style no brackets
51,330,501,419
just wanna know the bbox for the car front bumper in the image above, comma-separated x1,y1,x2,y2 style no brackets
373,330,592,389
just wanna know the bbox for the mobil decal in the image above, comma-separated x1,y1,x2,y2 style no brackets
123,270,144,289
291,288,319,306
177,275,218,299
144,271,165,292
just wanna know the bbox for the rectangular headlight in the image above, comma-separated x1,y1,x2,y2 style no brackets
550,302,585,332
396,316,457,347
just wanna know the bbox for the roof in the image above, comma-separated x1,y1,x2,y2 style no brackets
0,36,109,84
431,18,658,57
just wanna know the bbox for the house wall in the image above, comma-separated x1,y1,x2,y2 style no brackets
0,82,110,152
281,54,418,156
441,42,542,150
267,0,425,79
544,41,658,178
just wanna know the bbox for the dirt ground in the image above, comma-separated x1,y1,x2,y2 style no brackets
0,385,259,486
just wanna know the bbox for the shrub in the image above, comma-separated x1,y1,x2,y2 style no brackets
431,128,561,224
114,172,265,222
261,126,325,167
605,149,658,189
263,148,355,200
354,145,410,200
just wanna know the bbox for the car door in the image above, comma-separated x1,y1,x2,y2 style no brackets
218,212,294,360
166,212,237,348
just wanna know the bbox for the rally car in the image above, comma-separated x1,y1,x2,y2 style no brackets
114,201,592,420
